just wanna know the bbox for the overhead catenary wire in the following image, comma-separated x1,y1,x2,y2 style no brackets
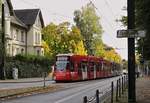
20,0,115,33
104,0,116,17
20,0,113,38
88,1,117,37
82,0,123,51
87,0,120,47
87,0,127,51
20,0,73,21
18,0,126,51
88,0,115,29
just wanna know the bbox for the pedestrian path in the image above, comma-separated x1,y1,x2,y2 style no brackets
0,77,54,90
136,76,150,103
115,76,150,103
0,77,52,83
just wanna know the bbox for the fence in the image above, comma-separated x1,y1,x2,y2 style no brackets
83,75,128,103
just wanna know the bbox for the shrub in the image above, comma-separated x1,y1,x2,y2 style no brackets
5,54,55,79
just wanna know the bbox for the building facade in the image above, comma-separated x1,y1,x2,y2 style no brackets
4,0,44,56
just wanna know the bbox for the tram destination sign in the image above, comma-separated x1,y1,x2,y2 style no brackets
117,29,146,38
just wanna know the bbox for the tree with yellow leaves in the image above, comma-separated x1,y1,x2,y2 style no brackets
42,22,87,58
74,40,87,55
104,47,122,63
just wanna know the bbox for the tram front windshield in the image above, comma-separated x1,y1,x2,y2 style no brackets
56,61,69,71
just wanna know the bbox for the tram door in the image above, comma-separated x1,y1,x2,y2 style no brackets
101,62,104,77
81,62,88,80
94,64,96,79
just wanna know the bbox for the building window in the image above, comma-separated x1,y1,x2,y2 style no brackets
7,44,11,55
12,46,14,56
16,48,19,54
21,31,24,42
42,50,44,56
11,28,13,38
16,29,19,41
35,32,38,44
38,33,40,44
37,50,40,55
21,48,24,54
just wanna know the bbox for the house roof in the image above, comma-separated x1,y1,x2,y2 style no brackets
5,0,27,28
5,0,14,16
14,9,44,28
10,16,27,28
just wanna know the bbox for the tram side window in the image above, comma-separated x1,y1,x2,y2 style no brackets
109,65,111,72
105,64,108,71
89,62,94,71
103,64,106,71
96,63,99,71
99,63,102,71
70,62,74,72
78,63,82,73
81,62,88,72
101,63,104,71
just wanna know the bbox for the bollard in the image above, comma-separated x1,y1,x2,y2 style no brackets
96,89,100,103
83,96,87,103
43,72,47,87
126,75,128,88
119,78,121,97
111,82,114,103
116,80,119,102
122,77,124,94
124,76,126,89
124,76,126,90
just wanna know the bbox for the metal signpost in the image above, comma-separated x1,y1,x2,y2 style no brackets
117,29,145,103
117,30,146,38
117,0,146,102
0,3,6,80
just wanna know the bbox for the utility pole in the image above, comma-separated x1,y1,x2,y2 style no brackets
127,0,136,102
117,0,145,102
0,3,6,80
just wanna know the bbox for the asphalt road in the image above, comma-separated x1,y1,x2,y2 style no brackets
2,76,120,103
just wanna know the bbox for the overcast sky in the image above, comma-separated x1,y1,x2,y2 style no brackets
11,0,127,60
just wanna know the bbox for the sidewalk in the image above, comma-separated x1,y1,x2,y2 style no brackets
116,76,150,103
0,77,52,83
136,76,150,103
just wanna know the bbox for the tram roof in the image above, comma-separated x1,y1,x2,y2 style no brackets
56,54,104,61
56,53,74,57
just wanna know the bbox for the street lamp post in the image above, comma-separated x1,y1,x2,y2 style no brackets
127,0,136,102
0,2,6,80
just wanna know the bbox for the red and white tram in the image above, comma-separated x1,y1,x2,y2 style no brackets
54,54,119,82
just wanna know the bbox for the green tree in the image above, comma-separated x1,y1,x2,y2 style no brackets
92,37,105,57
0,0,1,13
104,48,121,63
135,0,150,60
120,0,150,61
42,22,87,58
74,40,87,55
74,3,103,55
42,23,61,58
42,41,52,58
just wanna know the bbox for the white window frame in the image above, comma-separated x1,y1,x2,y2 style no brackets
21,31,24,42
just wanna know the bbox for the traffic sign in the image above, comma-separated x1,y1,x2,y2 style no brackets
117,29,146,38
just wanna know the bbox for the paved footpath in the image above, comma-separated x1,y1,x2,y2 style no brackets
116,76,150,103
0,77,52,83
136,76,150,103
0,77,54,90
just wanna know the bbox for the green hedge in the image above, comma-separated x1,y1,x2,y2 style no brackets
5,54,55,79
